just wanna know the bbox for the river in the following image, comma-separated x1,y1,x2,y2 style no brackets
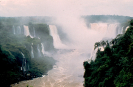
11,49,89,87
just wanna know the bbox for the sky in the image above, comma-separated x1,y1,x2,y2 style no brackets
0,0,133,52
0,0,133,17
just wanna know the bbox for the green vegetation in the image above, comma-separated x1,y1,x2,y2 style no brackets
84,20,133,87
26,85,33,87
83,15,133,28
0,17,55,87
28,23,54,51
29,56,55,77
83,15,133,23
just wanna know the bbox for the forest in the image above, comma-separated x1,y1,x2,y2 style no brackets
0,17,55,87
0,15,133,87
84,19,133,87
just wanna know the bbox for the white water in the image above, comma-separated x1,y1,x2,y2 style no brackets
21,52,26,71
41,43,45,55
31,45,34,58
24,59,27,71
38,37,40,39
13,25,15,34
11,23,123,87
89,23,123,62
21,52,25,58
117,26,123,34
23,25,33,38
37,44,42,57
41,43,51,56
105,24,118,38
17,26,21,34
33,27,36,37
125,26,129,32
49,25,67,49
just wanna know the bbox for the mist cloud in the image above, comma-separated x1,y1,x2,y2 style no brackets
0,0,133,52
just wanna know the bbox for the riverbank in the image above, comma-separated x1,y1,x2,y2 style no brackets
11,49,88,87
10,56,56,87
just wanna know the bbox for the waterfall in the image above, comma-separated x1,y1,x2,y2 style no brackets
117,26,126,35
31,45,34,58
89,23,121,61
41,43,45,55
125,26,129,32
38,37,40,39
121,27,124,34
49,25,67,49
116,25,123,35
90,23,119,39
37,44,42,57
23,25,33,38
90,48,99,61
24,60,26,71
21,52,26,71
21,52,25,58
105,24,118,39
13,25,15,34
41,43,51,56
33,27,36,37
17,26,21,34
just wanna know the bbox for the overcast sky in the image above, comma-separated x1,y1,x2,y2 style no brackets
0,0,133,17
1,0,132,51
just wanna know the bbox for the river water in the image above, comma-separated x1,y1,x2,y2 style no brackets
11,49,89,87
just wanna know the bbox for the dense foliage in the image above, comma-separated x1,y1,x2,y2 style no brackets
28,23,54,51
0,17,55,87
84,20,133,87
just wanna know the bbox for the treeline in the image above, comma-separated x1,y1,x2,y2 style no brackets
83,15,133,28
83,15,133,23
0,16,53,25
0,17,55,87
84,19,133,87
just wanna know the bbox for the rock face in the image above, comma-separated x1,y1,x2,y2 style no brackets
0,17,56,87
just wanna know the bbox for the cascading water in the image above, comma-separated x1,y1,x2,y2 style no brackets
38,37,40,39
41,43,51,56
117,26,123,34
17,26,21,34
121,27,124,34
49,25,67,49
24,60,26,71
90,23,118,40
21,52,25,58
41,43,45,55
12,23,124,87
21,52,26,71
13,25,15,34
90,48,99,61
33,27,36,37
105,24,118,39
125,26,129,32
89,23,123,61
23,25,33,38
31,45,34,58
37,44,42,57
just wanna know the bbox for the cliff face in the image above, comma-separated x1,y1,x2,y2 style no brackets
0,17,55,87
84,20,133,87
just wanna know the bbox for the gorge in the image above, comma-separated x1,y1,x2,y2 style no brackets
0,15,132,87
